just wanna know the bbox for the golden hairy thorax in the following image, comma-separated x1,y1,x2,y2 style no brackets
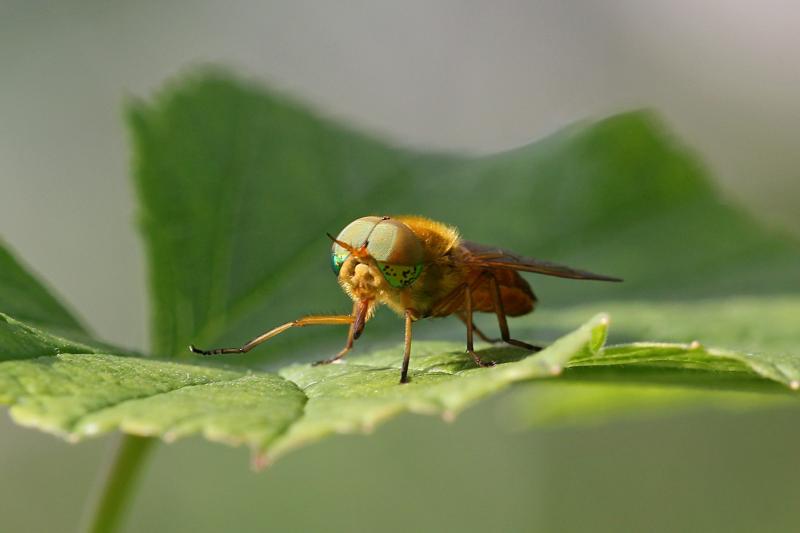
386,215,465,318
390,215,460,259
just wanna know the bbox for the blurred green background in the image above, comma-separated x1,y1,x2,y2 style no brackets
2,2,799,532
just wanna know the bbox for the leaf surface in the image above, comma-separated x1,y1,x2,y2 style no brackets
0,312,605,460
507,297,800,425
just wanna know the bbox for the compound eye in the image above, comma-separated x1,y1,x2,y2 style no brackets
331,253,347,276
377,262,423,288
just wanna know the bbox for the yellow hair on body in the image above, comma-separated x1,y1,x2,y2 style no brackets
392,215,460,261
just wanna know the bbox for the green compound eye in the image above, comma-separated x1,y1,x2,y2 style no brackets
331,253,346,275
377,262,423,288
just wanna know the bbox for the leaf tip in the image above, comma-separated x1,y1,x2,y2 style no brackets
441,410,456,423
250,451,272,471
587,313,611,354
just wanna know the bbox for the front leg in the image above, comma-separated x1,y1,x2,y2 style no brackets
190,313,354,356
313,299,373,365
313,302,359,365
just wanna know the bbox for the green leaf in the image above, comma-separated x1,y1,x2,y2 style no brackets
0,302,794,461
0,312,104,363
0,313,605,461
506,296,800,425
266,313,605,460
0,241,86,335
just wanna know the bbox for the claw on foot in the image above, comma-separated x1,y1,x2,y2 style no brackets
313,358,342,366
189,344,214,355
467,350,495,368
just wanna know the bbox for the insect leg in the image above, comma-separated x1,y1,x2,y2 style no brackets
457,312,500,343
189,314,354,356
488,274,541,352
400,309,414,384
464,283,496,368
314,302,359,365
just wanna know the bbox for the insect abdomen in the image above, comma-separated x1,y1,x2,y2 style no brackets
470,269,536,316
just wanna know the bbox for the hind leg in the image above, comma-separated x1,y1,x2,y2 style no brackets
488,274,541,352
464,284,496,367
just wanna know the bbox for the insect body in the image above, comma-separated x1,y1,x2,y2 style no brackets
190,215,621,383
